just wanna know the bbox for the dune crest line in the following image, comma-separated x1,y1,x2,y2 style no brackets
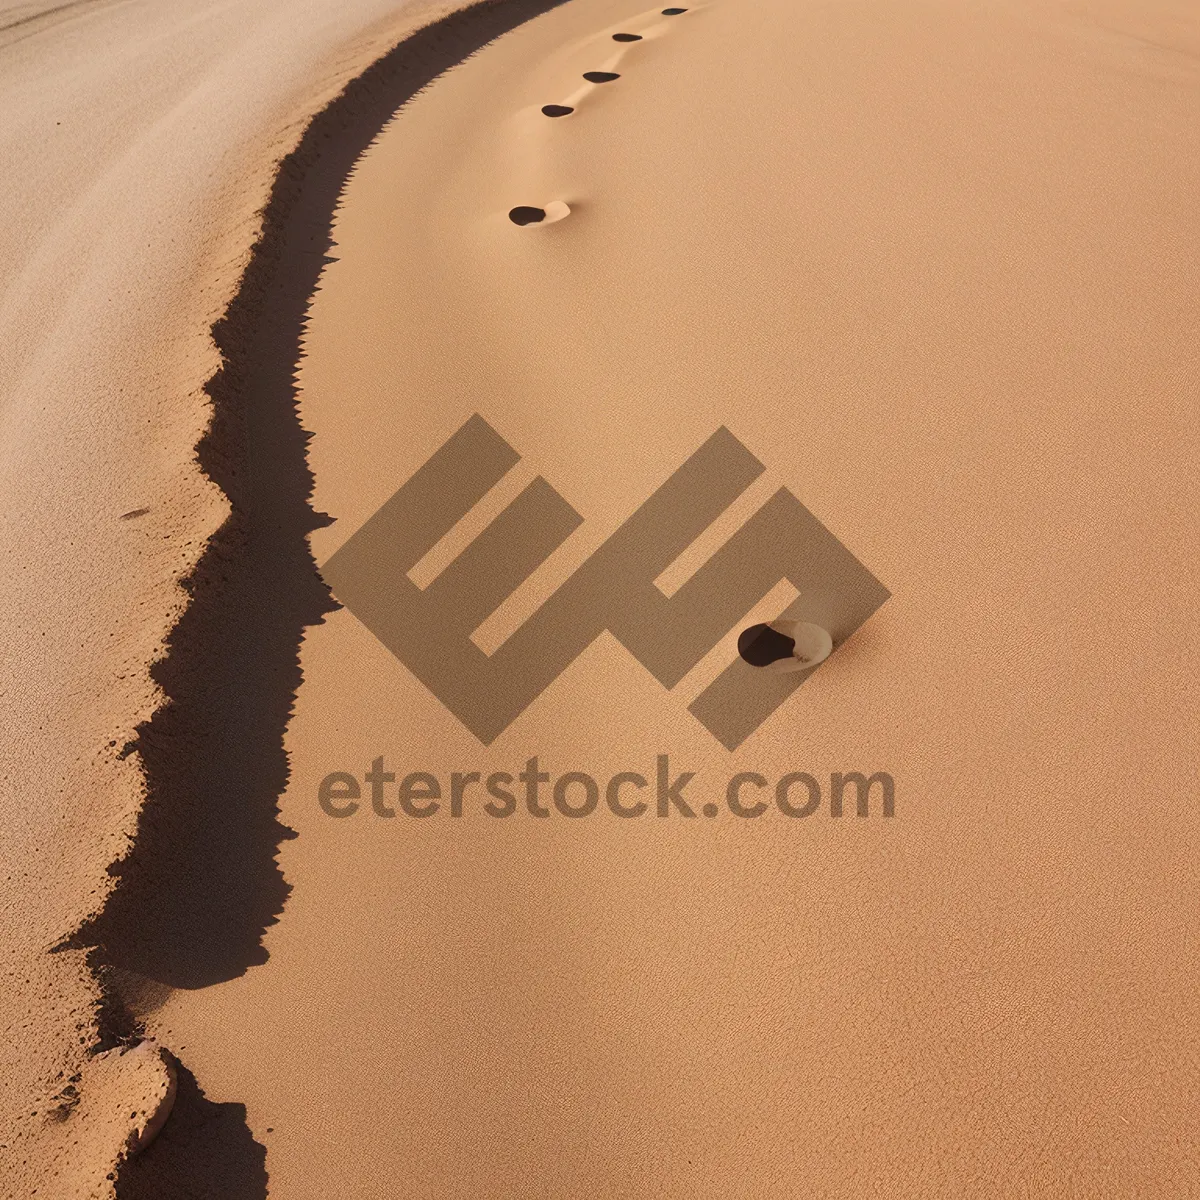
29,1,577,1194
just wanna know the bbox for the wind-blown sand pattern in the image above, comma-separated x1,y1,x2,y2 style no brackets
2,0,1198,1196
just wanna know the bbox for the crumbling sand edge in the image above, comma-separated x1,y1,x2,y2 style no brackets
16,3,574,1197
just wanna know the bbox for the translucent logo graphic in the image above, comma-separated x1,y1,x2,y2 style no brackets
322,415,889,749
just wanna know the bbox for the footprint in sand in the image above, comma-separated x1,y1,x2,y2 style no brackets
509,200,571,226
542,9,688,118
527,8,693,211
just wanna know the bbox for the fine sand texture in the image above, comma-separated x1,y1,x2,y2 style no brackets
0,1,522,1195
92,0,1198,1197
4,0,1198,1196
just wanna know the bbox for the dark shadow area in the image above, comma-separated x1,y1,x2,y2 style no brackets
115,1063,267,1200
583,70,619,82
509,204,547,224
70,1,576,1195
612,31,641,40
541,103,574,116
74,0,572,989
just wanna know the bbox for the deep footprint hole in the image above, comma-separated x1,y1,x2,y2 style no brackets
541,104,574,117
662,7,687,13
509,206,546,226
612,32,642,41
583,71,620,83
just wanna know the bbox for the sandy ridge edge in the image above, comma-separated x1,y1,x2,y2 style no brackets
3,2,573,1196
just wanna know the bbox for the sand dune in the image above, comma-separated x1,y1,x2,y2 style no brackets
0,1,511,1194
3,0,1198,1195
128,0,1200,1195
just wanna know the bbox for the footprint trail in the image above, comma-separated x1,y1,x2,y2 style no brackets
515,4,695,221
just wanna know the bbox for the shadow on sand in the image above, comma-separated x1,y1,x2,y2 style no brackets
115,1063,268,1200
60,0,572,1192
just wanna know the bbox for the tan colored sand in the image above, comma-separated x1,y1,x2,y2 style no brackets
0,1,493,1195
126,0,1200,1195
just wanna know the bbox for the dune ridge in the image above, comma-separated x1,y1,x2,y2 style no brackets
2,0,1196,1196
148,0,1198,1195
0,1,556,1195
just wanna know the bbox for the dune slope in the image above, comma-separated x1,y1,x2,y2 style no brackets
0,1,506,1195
124,0,1200,1197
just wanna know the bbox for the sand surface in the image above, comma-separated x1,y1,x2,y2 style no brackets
113,0,1197,1195
4,0,1199,1195
0,0,504,1194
